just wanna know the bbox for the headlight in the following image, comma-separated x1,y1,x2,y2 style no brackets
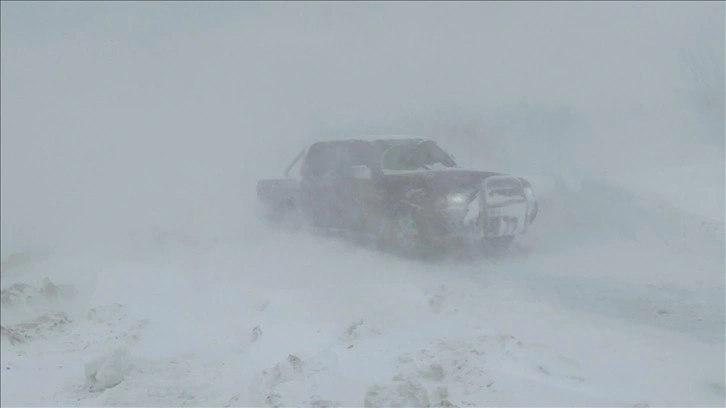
434,192,473,209
523,185,535,200
447,192,470,207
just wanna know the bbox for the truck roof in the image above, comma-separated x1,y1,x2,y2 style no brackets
311,135,427,148
345,134,425,142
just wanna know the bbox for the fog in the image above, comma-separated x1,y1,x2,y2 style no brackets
2,1,723,255
1,3,725,406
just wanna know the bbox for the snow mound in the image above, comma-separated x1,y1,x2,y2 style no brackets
0,312,71,345
1,277,74,308
364,378,432,407
87,303,127,324
0,251,41,276
84,347,135,392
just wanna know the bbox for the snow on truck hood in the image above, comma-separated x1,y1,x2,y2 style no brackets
380,167,513,193
381,166,504,178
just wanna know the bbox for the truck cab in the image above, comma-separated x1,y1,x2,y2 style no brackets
257,137,538,256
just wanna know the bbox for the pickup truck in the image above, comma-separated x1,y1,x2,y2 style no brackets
257,137,538,257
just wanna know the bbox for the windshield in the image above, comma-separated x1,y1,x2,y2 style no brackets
381,140,457,171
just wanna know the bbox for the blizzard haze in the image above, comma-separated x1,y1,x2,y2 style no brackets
1,2,724,407
1,1,723,252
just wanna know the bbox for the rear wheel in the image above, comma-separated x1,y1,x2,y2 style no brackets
264,200,305,230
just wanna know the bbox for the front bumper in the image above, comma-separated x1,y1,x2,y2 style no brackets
425,176,536,244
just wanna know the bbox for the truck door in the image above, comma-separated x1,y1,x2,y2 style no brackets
343,141,383,234
299,143,349,229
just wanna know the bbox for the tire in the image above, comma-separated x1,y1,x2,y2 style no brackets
482,236,514,256
380,209,431,258
266,200,303,230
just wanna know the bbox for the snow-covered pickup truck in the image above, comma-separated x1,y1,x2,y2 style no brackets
257,137,538,256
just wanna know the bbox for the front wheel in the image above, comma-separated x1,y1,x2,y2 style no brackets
379,210,432,258
482,236,514,256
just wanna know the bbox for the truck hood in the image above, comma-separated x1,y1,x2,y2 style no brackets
379,168,505,195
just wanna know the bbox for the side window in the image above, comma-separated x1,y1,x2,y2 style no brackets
302,141,378,181
301,144,330,181
349,141,377,168
328,144,354,179
302,143,353,181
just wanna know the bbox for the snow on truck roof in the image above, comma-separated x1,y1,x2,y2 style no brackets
311,135,428,147
346,134,425,141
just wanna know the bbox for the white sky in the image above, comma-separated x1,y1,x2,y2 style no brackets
1,1,723,254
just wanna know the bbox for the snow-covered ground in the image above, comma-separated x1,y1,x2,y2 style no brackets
2,161,723,407
2,3,724,406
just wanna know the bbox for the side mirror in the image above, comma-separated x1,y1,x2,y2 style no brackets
351,165,372,180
